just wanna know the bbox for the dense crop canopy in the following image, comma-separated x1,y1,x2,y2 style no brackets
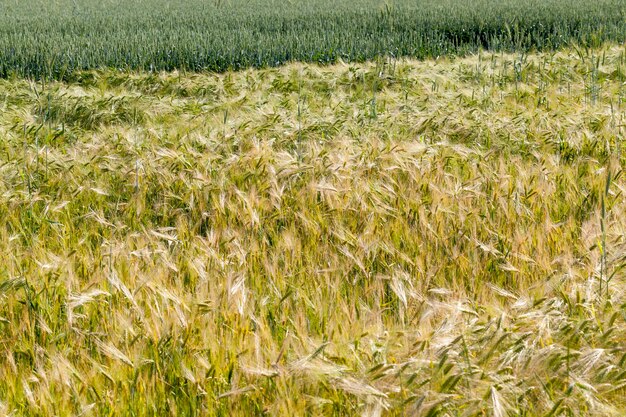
0,0,625,78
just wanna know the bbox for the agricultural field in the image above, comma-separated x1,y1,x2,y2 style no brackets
0,42,625,415
0,0,625,78
2,0,626,416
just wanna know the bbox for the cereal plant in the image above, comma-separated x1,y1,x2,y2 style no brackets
0,0,624,78
0,44,625,415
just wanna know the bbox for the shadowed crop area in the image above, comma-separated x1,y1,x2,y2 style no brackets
0,45,626,415
1,0,625,78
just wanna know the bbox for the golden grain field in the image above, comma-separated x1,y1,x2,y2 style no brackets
0,45,625,416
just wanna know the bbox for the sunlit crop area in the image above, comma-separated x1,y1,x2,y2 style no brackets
0,0,625,78
0,44,625,415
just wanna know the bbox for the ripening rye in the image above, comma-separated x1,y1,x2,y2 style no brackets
0,42,625,415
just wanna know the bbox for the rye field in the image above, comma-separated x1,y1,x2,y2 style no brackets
1,1,626,417
0,44,625,416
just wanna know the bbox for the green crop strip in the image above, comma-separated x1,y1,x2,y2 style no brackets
0,0,625,78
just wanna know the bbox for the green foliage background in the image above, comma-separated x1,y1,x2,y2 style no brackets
1,0,625,78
